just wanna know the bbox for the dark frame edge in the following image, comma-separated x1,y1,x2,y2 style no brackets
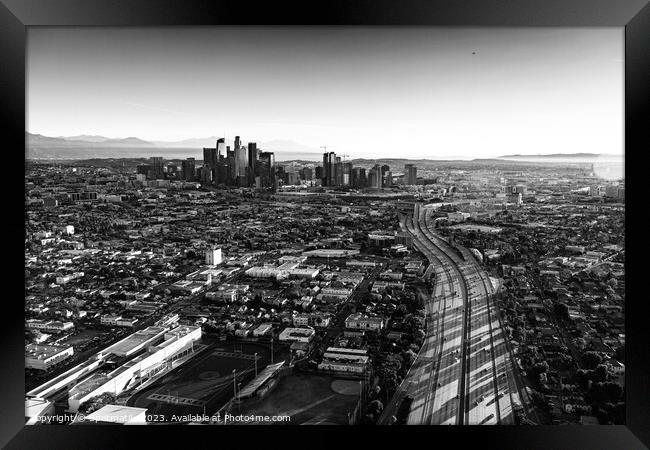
0,0,27,448
624,0,650,447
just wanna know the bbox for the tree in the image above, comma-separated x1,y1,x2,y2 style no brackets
402,349,417,368
376,354,402,399
78,392,117,414
582,351,603,370
594,364,609,382
367,399,384,416
533,361,549,375
553,303,570,321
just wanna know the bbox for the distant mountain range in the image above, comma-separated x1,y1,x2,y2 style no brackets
26,132,617,162
26,132,322,160
29,132,155,148
498,153,615,159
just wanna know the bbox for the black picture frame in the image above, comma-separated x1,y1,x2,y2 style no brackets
2,0,647,448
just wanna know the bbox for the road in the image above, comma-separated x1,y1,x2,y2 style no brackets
382,203,521,425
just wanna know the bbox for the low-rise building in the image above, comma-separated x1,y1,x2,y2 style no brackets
252,323,273,337
26,319,74,334
25,344,74,370
318,347,369,375
278,327,315,343
345,312,385,331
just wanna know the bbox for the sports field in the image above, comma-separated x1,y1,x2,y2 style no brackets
127,341,280,421
238,372,361,425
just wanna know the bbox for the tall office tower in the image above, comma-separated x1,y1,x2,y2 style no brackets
203,147,217,169
234,136,241,154
351,167,361,188
247,143,258,186
334,156,343,186
216,163,229,186
323,151,336,186
322,153,329,186
368,170,377,189
151,157,165,179
217,138,226,159
213,138,226,184
235,145,248,181
199,166,212,184
181,158,196,181
203,147,217,184
373,164,383,189
258,151,275,187
226,148,236,184
404,164,417,185
343,162,353,186
359,168,367,188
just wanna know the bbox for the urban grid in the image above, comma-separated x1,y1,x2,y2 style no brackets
24,135,625,426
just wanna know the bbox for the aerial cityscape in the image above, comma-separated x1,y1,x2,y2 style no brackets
25,142,625,425
24,27,624,426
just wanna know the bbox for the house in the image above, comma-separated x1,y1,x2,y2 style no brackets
345,312,385,331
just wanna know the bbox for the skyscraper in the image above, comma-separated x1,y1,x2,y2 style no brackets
373,164,383,189
216,138,226,160
235,145,248,184
151,157,164,180
343,162,353,186
322,152,334,187
351,167,366,188
203,147,217,168
247,142,258,186
334,156,343,186
181,158,196,181
258,151,275,188
404,164,417,185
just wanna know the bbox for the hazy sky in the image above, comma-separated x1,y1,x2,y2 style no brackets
27,27,623,159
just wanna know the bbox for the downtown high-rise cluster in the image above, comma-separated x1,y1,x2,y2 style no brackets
320,151,417,189
137,144,420,190
138,136,276,189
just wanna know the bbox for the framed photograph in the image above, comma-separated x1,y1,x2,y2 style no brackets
2,0,647,448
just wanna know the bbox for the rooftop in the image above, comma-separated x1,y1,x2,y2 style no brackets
237,361,285,398
25,344,72,360
104,326,166,356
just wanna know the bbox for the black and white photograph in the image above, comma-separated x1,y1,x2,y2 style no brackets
23,25,626,428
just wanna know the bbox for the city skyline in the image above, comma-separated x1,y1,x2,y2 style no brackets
27,27,623,160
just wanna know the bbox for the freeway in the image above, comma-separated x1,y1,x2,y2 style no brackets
383,203,520,425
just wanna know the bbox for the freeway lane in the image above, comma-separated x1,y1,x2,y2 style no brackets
385,203,520,425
